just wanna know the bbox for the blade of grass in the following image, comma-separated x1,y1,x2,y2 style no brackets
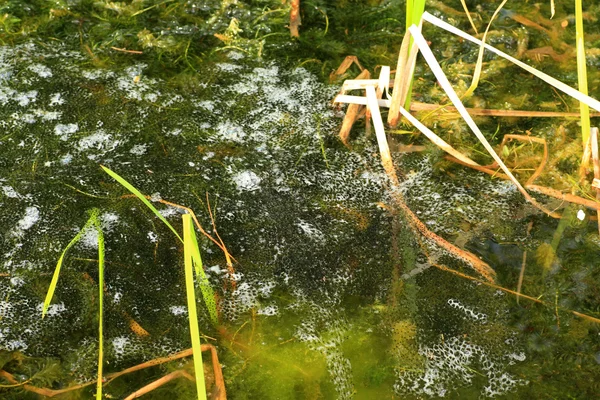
101,165,183,243
575,0,591,147
187,216,219,326
183,214,208,400
94,218,105,400
42,211,97,317
459,0,478,34
404,0,426,110
463,0,508,99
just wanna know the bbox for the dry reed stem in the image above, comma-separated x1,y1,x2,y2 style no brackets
339,69,370,145
409,102,600,118
289,0,301,37
388,30,417,127
110,47,143,54
0,345,226,398
387,30,410,127
409,25,559,219
527,185,600,211
124,370,195,400
341,68,497,282
593,178,600,190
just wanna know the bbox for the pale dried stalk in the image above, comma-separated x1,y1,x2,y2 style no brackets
338,95,600,118
408,24,558,218
388,31,419,127
387,30,411,127
399,106,479,166
422,12,600,113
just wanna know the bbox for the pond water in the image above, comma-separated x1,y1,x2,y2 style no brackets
1,1,599,399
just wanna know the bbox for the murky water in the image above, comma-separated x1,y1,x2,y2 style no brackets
1,1,599,399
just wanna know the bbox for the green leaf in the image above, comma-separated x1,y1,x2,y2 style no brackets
42,209,98,318
187,216,218,326
183,214,208,400
101,165,183,243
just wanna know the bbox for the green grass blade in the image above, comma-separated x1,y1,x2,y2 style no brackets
101,165,183,243
575,0,591,146
94,218,105,400
42,212,97,318
187,218,218,326
183,214,208,400
404,0,426,110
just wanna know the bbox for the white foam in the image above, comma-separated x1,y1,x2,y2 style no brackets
54,123,78,141
28,63,52,78
232,170,261,191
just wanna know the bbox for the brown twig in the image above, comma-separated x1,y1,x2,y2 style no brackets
289,0,301,37
338,69,370,146
205,192,236,289
110,47,143,54
120,194,238,267
431,262,600,324
124,370,195,400
0,345,227,398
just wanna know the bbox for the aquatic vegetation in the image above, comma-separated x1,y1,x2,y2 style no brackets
2,0,600,398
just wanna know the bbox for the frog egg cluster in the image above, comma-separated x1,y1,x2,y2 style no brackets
447,298,488,323
395,336,526,398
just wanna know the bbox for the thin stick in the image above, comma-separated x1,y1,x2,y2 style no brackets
399,106,479,166
124,370,195,400
0,345,226,398
527,185,600,211
110,47,143,54
431,262,600,324
205,193,236,285
516,220,533,305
